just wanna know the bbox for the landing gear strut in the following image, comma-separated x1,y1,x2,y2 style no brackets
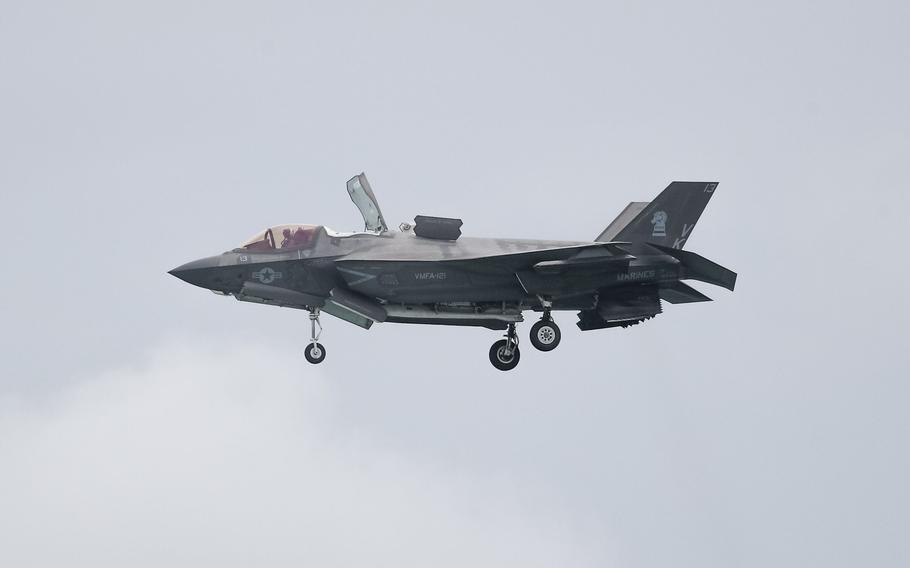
489,323,521,371
529,311,561,352
304,308,326,364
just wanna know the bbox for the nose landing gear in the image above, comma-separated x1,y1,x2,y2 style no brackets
489,323,521,371
304,308,326,364
529,312,561,352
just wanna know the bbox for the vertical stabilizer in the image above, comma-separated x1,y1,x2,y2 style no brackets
596,202,649,242
614,182,718,249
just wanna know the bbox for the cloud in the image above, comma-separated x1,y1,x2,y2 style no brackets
0,337,605,567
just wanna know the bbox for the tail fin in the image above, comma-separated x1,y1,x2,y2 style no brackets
612,181,718,249
596,202,649,242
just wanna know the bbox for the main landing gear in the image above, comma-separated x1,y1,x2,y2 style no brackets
489,323,521,371
304,308,326,364
486,314,562,371
529,312,561,352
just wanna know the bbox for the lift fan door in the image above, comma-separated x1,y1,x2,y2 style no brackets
347,173,388,233
413,215,463,240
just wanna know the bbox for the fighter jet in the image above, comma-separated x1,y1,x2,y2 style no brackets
170,174,736,370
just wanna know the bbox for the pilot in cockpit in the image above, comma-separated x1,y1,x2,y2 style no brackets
281,228,294,248
280,226,315,248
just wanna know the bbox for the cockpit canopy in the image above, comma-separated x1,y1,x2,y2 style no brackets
240,224,321,251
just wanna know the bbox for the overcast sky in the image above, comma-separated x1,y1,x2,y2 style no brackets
2,1,908,566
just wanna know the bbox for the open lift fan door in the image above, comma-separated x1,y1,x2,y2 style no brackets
347,173,388,232
413,215,463,240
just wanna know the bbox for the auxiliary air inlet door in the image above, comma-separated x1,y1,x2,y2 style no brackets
347,173,388,233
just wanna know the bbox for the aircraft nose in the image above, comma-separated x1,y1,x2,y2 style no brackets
169,255,221,288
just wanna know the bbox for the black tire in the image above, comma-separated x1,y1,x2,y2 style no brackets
304,342,326,364
489,339,521,371
530,319,561,352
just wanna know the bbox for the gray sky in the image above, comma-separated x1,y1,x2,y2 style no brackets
1,1,908,566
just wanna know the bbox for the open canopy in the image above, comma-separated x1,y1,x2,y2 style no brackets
240,224,321,251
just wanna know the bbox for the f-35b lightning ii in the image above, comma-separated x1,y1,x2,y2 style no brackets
170,174,736,370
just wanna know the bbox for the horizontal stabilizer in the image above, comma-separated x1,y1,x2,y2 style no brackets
652,244,737,291
659,281,712,304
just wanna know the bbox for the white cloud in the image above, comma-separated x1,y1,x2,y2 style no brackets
0,337,606,567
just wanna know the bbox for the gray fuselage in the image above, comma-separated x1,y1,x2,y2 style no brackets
173,228,681,317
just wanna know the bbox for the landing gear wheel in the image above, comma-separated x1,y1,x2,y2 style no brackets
489,339,521,371
530,319,561,352
304,342,326,364
304,308,325,364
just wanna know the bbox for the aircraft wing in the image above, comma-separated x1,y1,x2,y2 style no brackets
531,243,634,274
514,244,636,298
336,241,637,300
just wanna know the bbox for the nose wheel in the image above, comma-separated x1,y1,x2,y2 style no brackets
489,323,521,371
305,342,326,364
304,309,326,364
529,313,561,352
